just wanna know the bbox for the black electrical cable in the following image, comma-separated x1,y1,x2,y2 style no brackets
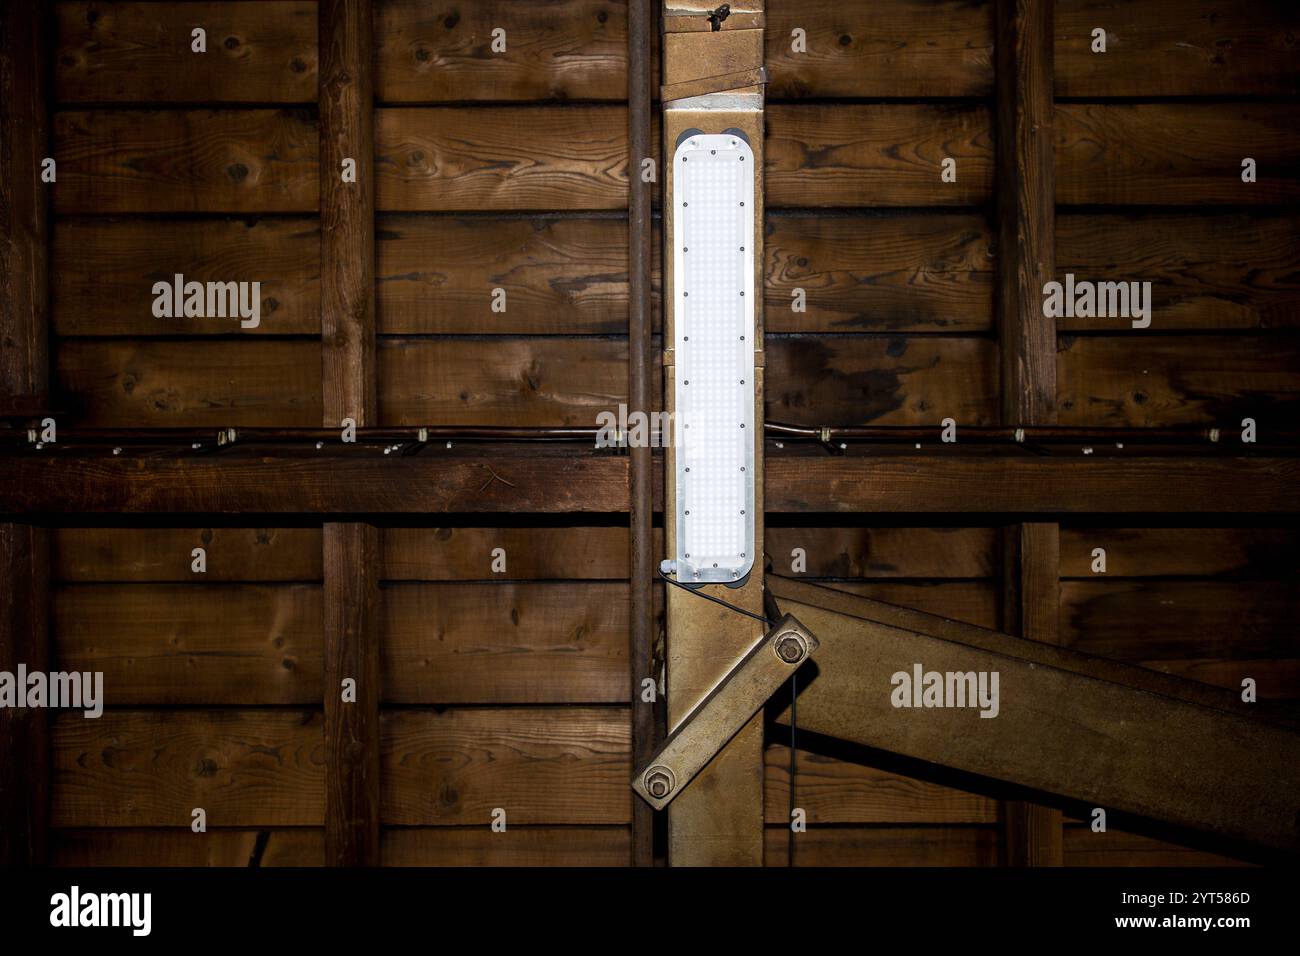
657,569,774,625
789,671,797,868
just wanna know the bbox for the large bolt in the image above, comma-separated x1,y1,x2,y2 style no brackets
774,631,807,664
643,766,675,800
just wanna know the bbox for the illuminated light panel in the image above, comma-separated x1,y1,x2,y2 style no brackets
671,132,756,586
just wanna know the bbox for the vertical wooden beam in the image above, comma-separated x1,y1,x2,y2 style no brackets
0,524,49,865
0,0,49,406
996,0,1061,866
628,0,657,868
320,0,375,427
320,0,379,867
324,521,381,866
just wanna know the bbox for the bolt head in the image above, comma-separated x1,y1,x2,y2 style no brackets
774,632,807,664
643,766,675,800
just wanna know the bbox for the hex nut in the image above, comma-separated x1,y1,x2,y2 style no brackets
643,766,676,800
774,631,808,664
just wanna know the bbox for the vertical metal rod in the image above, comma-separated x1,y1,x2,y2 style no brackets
628,0,657,868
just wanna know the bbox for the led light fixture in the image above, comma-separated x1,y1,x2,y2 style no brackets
671,131,756,587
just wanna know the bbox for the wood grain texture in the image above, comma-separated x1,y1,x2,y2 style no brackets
51,828,324,867
53,583,323,704
765,526,996,579
1056,213,1300,332
51,710,325,827
382,581,629,703
1055,103,1300,206
377,0,628,102
53,527,323,582
55,1,319,104
1145,658,1300,700
766,335,998,426
1062,827,1250,867
383,827,630,866
764,744,997,824
377,215,659,334
765,826,1000,866
1057,334,1300,427
54,110,319,213
766,104,994,207
1056,0,1300,97
383,526,641,579
1059,527,1300,579
53,218,320,336
766,0,993,98
802,580,998,629
381,707,630,825
764,214,994,333
376,107,630,211
56,339,322,427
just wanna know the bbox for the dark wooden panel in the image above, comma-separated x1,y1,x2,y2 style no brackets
764,744,996,824
383,827,630,866
56,339,322,427
766,104,994,207
1057,334,1300,427
52,710,325,827
1062,826,1249,867
51,828,324,866
764,214,993,333
54,583,323,704
765,526,996,579
53,110,319,214
376,0,627,102
56,2,319,104
378,336,627,426
377,216,658,334
1057,213,1300,331
766,336,998,426
383,527,638,579
53,527,323,582
1055,104,1300,206
53,218,320,336
1056,0,1300,97
1060,527,1300,578
1150,658,1300,700
765,826,999,866
383,582,628,703
376,107,629,211
766,0,993,98
381,707,630,825
805,580,998,629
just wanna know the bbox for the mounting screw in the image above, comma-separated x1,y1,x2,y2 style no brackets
644,766,676,800
774,631,808,664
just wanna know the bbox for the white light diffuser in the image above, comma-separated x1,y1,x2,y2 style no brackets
671,132,756,586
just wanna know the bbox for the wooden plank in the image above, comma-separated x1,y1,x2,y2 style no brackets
379,336,628,425
377,216,659,335
382,581,629,703
764,214,994,334
1057,213,1300,332
53,218,321,337
1060,527,1300,579
56,1,319,104
323,522,380,865
51,828,324,867
765,526,997,579
383,526,642,580
51,710,325,827
766,826,1000,866
53,109,318,214
766,104,994,207
764,744,997,824
1062,827,1250,867
766,0,993,98
377,0,628,103
767,335,998,426
0,0,49,405
818,580,998,629
1057,334,1300,427
1143,659,1300,700
383,827,630,866
56,339,322,427
1056,0,1300,97
380,707,630,825
53,527,323,582
53,583,323,704
320,0,376,427
1055,103,1300,206
0,525,49,864
376,107,630,211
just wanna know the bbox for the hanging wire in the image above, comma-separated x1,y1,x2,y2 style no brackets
789,671,797,867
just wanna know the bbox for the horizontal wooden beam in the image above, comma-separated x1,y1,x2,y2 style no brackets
1,450,1297,515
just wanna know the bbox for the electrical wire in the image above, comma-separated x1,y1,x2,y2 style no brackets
656,568,774,625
